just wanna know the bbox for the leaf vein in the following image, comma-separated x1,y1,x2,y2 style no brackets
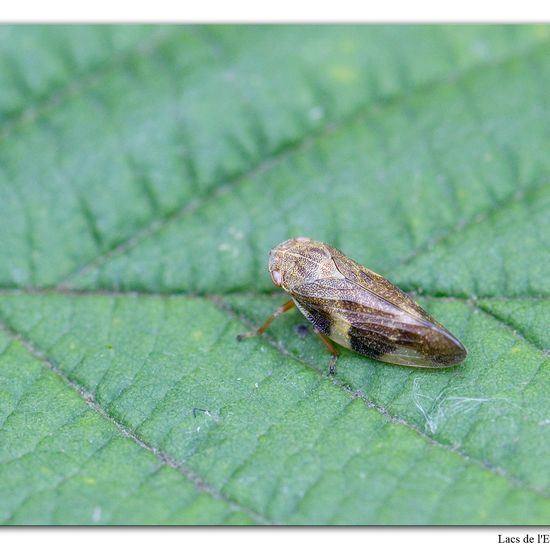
209,296,549,499
0,319,270,525
0,27,178,143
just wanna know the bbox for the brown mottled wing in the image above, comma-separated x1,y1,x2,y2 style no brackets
290,249,461,367
327,245,440,325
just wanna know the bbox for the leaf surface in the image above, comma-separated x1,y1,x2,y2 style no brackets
1,25,549,524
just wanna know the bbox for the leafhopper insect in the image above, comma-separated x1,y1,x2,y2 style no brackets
238,237,467,374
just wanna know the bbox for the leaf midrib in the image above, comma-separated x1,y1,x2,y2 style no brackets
0,288,547,354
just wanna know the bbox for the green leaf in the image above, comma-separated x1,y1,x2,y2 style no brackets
0,25,549,525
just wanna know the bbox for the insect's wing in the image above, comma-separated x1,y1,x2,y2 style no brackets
328,246,438,324
291,250,466,368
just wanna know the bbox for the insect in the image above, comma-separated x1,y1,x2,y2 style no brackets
237,237,467,374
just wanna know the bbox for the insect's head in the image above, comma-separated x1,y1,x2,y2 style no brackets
269,237,308,288
269,237,328,290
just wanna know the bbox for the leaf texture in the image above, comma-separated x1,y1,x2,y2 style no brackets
0,25,549,524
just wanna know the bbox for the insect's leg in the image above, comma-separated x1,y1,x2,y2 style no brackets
313,329,339,375
237,300,295,341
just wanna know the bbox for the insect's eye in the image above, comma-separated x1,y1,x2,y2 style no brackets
271,269,283,287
